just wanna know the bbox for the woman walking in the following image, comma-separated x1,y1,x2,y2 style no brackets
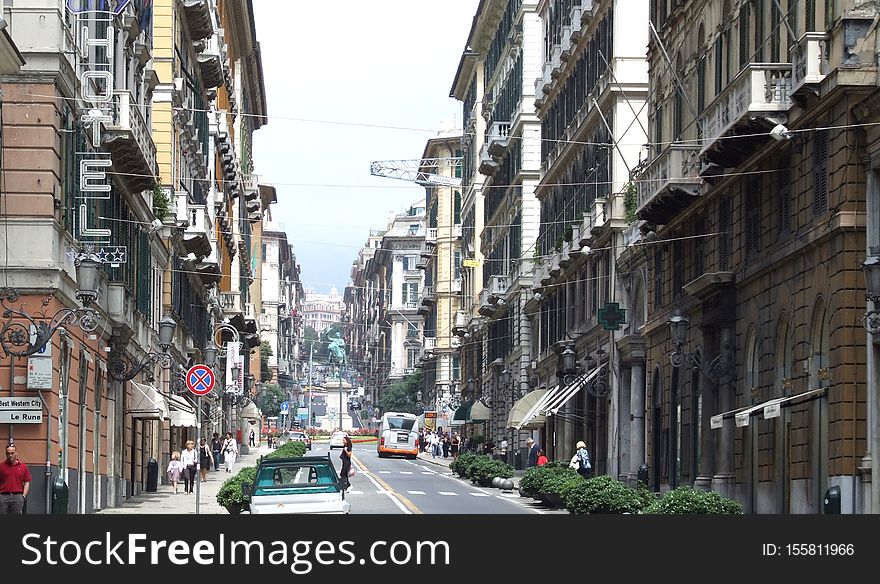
338,435,353,492
198,438,213,482
222,431,239,473
211,432,223,471
180,441,198,493
166,451,184,494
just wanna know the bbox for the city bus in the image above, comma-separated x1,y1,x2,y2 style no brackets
377,412,420,459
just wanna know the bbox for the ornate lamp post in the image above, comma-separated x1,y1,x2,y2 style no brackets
109,315,178,381
862,253,880,333
667,308,732,383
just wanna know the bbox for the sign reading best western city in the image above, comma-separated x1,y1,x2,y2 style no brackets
0,397,44,424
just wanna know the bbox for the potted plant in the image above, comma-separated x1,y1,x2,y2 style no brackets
641,486,742,514
538,470,582,508
469,457,513,487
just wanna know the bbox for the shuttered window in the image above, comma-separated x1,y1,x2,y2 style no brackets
777,154,792,238
654,247,665,309
813,129,829,215
745,178,762,258
694,215,706,279
739,4,750,69
673,238,684,298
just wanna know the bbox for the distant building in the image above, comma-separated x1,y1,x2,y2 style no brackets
303,287,346,334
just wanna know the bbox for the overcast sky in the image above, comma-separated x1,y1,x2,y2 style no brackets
251,1,479,294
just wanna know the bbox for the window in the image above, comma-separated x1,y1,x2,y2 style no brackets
673,238,684,298
693,214,706,279
714,35,724,96
745,177,762,258
718,195,732,271
739,4,750,68
771,0,781,63
654,247,664,309
408,224,420,236
407,322,419,338
777,154,792,238
454,191,462,224
754,0,765,61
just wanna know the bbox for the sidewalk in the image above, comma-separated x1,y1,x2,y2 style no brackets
97,445,271,515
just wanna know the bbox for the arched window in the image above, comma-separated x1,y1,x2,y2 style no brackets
809,299,829,510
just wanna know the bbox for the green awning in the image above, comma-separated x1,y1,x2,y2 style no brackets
450,401,473,425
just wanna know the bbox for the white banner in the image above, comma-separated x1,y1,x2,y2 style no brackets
225,341,243,391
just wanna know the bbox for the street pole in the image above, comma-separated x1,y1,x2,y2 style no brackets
195,395,201,515
308,341,314,431
339,363,344,432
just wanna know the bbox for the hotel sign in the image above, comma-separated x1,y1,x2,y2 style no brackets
0,397,44,424
66,0,128,265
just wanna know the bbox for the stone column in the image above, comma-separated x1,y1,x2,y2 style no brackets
618,365,631,482
628,360,646,483
712,324,736,497
694,326,717,491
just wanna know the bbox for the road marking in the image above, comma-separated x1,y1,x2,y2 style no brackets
431,472,544,514
352,455,421,515
421,471,435,475
348,490,364,495
399,471,413,475
406,490,426,495
469,492,491,497
498,493,519,498
378,471,391,474
438,492,458,496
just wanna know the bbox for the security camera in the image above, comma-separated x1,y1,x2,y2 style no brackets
533,292,543,301
581,245,592,255
149,219,163,232
770,124,792,142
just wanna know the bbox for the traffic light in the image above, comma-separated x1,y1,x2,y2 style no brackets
311,412,316,426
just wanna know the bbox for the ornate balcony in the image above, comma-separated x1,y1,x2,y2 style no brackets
182,0,214,42
488,274,508,303
479,143,500,176
487,121,511,158
426,228,438,244
198,34,225,89
791,32,828,96
420,286,436,307
636,144,702,226
697,63,792,171
103,90,157,194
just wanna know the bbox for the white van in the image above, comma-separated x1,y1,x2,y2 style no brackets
377,412,419,459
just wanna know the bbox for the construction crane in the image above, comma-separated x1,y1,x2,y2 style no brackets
369,158,463,188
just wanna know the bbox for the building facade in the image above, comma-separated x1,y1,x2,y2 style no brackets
303,287,345,335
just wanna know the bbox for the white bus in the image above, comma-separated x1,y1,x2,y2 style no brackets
377,412,420,459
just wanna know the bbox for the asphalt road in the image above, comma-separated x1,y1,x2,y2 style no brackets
309,443,562,515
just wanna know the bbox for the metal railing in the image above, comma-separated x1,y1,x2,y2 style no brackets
635,144,702,216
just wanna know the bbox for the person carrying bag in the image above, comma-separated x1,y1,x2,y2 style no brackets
569,440,592,478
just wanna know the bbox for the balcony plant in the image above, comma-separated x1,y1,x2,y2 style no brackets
641,486,743,515
152,185,170,220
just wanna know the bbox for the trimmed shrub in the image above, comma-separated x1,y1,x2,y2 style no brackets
216,466,257,511
468,458,514,484
518,464,574,498
563,474,644,514
542,471,583,498
450,452,478,477
642,486,743,514
267,440,307,459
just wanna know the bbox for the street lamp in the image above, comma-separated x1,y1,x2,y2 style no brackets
0,252,104,358
667,308,732,383
558,341,578,385
861,253,880,333
109,315,178,382
203,339,218,369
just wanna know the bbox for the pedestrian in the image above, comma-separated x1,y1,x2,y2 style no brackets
166,451,185,494
249,428,256,447
442,433,450,458
198,438,213,482
0,444,31,514
484,437,495,457
526,438,540,468
499,437,508,462
180,440,198,493
536,449,548,467
431,432,441,458
450,433,460,459
418,429,425,452
569,440,592,478
222,431,238,473
464,436,473,453
211,432,223,471
338,435,353,492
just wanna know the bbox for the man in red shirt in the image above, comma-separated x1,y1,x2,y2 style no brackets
0,444,31,514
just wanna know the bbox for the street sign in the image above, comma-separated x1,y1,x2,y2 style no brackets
280,401,289,414
0,397,43,424
186,364,215,396
463,258,480,268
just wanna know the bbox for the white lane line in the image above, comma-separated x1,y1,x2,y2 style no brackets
432,472,544,515
469,492,491,497
378,471,391,474
399,471,413,475
498,493,519,498
351,458,411,515
406,490,426,495
348,490,364,495
438,492,458,496
421,471,435,475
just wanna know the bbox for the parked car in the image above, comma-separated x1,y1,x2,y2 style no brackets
241,455,350,514
288,430,312,450
329,431,348,449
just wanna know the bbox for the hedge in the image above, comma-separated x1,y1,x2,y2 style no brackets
562,475,644,514
642,486,743,514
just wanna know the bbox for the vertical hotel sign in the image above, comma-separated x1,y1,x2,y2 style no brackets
66,0,131,265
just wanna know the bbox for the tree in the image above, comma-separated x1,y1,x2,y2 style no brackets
259,341,273,382
258,383,286,418
378,370,424,415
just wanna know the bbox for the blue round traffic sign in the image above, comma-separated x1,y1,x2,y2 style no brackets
186,364,215,396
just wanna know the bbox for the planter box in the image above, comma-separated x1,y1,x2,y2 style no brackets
538,492,564,508
224,503,245,515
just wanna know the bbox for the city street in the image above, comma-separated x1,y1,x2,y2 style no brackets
311,443,563,515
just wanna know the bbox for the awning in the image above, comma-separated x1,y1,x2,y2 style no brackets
450,401,472,426
515,384,560,430
168,394,198,428
240,402,261,419
470,400,491,421
544,365,605,414
129,382,169,420
711,387,827,429
507,388,550,429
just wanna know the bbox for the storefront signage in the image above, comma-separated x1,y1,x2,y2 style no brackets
0,397,44,424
